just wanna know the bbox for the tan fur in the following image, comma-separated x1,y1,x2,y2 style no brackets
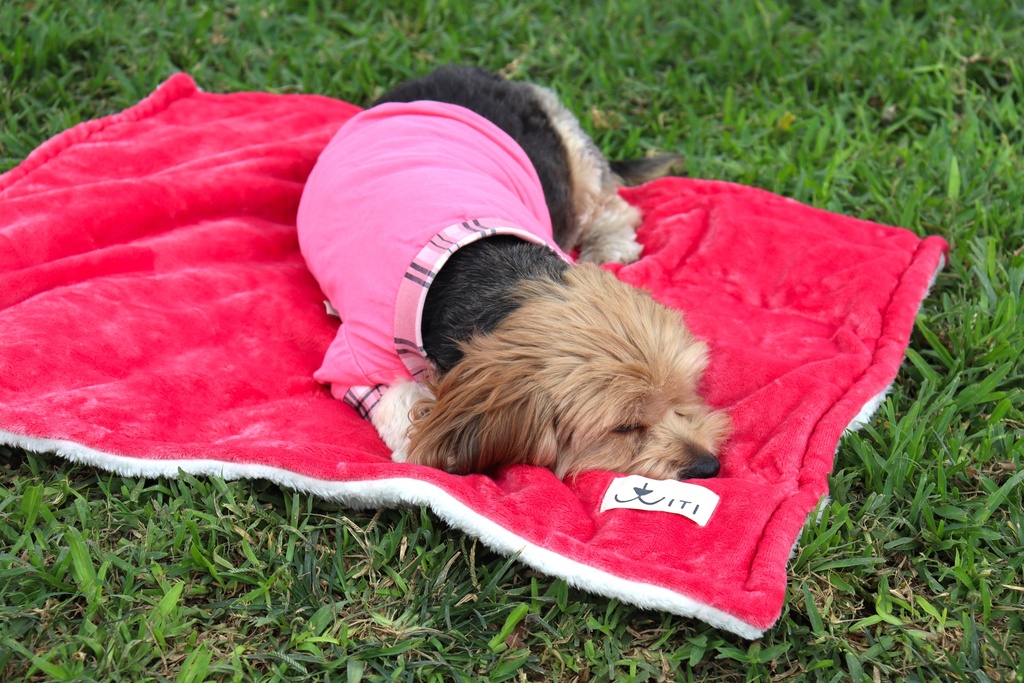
406,264,731,479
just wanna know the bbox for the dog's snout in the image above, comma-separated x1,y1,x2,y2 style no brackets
680,450,720,479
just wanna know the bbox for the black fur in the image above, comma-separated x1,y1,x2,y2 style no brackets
420,236,569,372
372,65,576,247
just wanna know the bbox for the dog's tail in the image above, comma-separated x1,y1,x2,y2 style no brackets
610,153,685,186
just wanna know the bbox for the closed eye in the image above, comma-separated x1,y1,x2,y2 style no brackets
612,423,646,434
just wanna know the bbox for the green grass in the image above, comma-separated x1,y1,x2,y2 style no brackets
2,0,1022,680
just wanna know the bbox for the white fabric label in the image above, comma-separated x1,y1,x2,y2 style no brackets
600,475,720,526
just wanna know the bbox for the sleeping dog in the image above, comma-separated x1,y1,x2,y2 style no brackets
297,65,730,480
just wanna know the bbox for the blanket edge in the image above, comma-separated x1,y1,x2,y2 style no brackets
0,73,198,195
0,427,766,639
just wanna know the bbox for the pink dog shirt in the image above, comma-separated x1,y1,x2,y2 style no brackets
297,101,572,417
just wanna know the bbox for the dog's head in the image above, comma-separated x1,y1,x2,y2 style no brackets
407,264,731,480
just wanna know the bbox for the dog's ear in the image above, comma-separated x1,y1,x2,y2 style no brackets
406,356,558,475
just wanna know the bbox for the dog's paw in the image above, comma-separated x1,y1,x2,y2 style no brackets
580,233,643,265
390,443,409,463
577,197,644,265
370,380,434,462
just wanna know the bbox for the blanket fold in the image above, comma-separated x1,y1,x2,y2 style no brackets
0,74,948,638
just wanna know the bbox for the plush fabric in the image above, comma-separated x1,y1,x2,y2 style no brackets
296,100,569,416
0,74,948,638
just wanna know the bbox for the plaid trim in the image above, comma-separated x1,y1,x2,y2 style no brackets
344,384,386,420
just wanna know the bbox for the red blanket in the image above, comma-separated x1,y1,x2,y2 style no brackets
0,74,948,638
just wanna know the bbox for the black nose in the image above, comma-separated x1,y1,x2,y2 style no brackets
680,451,720,479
